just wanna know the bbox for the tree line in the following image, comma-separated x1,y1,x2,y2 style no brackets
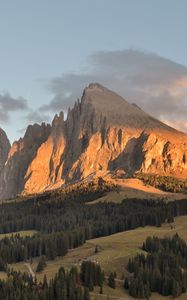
0,259,106,300
125,234,187,299
0,181,187,298
0,179,187,266
0,196,186,265
0,266,92,300
80,260,104,292
136,173,187,193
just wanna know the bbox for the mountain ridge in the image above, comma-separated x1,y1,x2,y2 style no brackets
0,83,187,199
82,83,185,135
0,128,10,170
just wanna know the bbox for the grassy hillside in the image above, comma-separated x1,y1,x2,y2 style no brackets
87,178,186,205
6,215,187,299
0,230,37,239
53,215,187,276
135,173,187,193
0,178,186,299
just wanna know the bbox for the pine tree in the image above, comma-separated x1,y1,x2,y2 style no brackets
99,285,103,294
124,277,129,290
172,280,182,297
84,287,90,300
36,256,46,273
95,245,99,253
162,276,172,296
0,258,7,272
43,274,48,289
88,277,94,291
108,273,115,289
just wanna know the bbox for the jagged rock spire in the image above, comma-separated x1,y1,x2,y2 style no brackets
0,84,187,199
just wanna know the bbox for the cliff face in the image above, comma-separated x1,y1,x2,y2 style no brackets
0,123,51,199
0,128,10,170
0,83,187,199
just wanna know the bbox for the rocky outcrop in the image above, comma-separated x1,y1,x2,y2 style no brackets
0,83,187,199
0,123,51,199
0,128,10,170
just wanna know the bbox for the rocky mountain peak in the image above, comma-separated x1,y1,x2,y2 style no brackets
0,128,10,169
0,122,51,199
52,112,64,128
81,84,182,136
24,122,51,140
0,83,187,199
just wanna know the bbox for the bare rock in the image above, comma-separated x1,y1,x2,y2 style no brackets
0,128,10,169
0,83,187,199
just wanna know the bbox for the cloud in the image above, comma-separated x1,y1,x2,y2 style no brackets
25,110,50,123
0,93,28,123
40,74,94,112
0,93,50,128
41,49,187,132
161,119,187,133
17,127,27,135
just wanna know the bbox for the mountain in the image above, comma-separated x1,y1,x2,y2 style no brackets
0,128,10,170
0,123,51,199
0,83,187,199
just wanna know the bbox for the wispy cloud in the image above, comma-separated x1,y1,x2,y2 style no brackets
40,49,187,133
0,93,28,123
25,110,50,123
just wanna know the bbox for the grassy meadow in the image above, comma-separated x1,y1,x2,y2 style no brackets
3,215,187,299
0,230,37,240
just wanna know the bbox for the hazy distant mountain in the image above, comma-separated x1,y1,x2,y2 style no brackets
0,83,187,199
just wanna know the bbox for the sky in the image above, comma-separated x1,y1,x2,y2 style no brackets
0,0,187,143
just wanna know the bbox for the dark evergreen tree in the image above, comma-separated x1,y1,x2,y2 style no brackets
124,277,129,290
127,234,187,298
83,287,90,300
36,256,46,273
108,272,115,289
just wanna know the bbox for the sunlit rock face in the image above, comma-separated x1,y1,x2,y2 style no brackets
24,112,66,194
0,123,51,199
1,83,187,199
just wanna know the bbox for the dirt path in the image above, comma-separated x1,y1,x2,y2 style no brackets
91,292,129,300
105,276,124,284
24,263,35,279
